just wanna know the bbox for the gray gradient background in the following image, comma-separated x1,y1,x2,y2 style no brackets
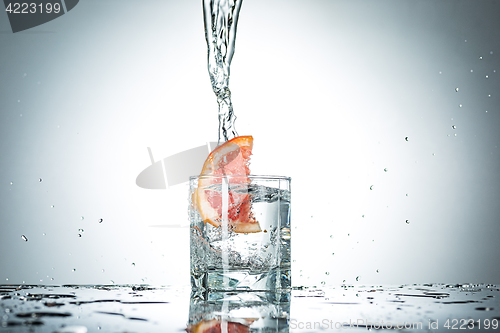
1,0,499,286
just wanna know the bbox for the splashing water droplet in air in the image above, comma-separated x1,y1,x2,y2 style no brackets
21,235,28,242
203,0,243,143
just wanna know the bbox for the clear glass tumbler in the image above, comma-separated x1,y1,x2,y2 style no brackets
189,175,291,292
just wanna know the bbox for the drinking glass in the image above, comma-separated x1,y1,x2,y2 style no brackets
189,175,291,292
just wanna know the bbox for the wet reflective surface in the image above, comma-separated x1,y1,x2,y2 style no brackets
0,284,498,332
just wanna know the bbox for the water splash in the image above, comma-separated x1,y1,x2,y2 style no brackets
203,0,243,143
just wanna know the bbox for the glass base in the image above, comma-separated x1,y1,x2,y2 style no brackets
191,268,290,293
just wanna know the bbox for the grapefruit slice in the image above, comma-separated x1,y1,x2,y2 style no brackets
187,319,249,333
195,135,261,233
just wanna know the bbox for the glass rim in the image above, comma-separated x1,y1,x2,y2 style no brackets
189,174,291,181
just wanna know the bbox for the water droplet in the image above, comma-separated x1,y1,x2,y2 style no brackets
51,205,55,208
21,235,28,242
439,71,442,74
383,168,388,172
343,280,346,283
132,263,136,267
17,100,20,103
405,136,409,141
81,216,84,220
486,75,489,79
464,39,467,42
42,233,46,236
325,272,330,275
369,185,374,190
459,104,463,107
486,110,488,113
356,276,360,281
101,269,105,273
362,215,365,218
432,153,436,156
72,269,76,272
110,280,115,284
78,229,84,233
332,253,335,256
330,235,333,238
491,51,494,55
406,220,410,224
452,125,456,129
376,269,379,273
99,218,103,223
454,133,457,137
405,193,408,197
455,87,459,92
488,94,491,98
479,56,483,60
38,178,42,182
9,181,13,185
321,281,326,285
51,277,54,281
347,233,350,236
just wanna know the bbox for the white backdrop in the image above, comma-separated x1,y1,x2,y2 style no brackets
1,0,499,287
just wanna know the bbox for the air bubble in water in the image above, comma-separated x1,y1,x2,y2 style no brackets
21,235,28,242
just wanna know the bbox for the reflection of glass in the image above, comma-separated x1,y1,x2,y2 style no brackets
189,175,291,292
187,291,290,332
